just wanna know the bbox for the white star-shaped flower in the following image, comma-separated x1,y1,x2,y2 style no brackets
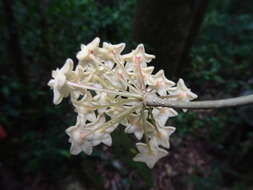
87,115,113,146
92,132,112,146
148,70,175,96
69,65,90,83
142,66,154,81
133,143,168,168
106,106,129,126
128,66,155,88
122,44,155,66
48,58,74,104
103,71,127,90
152,107,178,126
99,42,125,64
124,111,151,140
65,125,93,155
152,125,176,149
74,98,97,122
76,37,100,63
169,78,198,102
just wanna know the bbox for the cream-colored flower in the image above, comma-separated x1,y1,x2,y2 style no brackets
148,70,175,96
106,106,129,126
152,125,176,149
128,66,155,88
76,37,100,63
48,58,73,104
169,78,198,102
113,63,130,81
133,142,168,168
123,44,155,65
124,111,150,140
74,98,97,122
87,115,113,146
99,42,125,64
69,65,89,83
152,107,178,126
142,66,154,81
92,132,112,146
103,71,127,90
65,125,93,155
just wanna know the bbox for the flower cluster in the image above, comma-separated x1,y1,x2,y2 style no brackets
48,37,197,168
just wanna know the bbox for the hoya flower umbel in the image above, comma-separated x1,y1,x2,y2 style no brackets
48,37,198,168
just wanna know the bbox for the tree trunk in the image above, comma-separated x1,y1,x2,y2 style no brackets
133,0,208,78
177,0,209,75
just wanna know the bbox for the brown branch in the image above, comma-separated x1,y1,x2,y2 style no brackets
144,93,253,109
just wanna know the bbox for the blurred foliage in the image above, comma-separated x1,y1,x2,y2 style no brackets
177,0,253,189
0,0,253,189
189,0,253,93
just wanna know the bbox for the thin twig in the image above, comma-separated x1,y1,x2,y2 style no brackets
144,93,253,109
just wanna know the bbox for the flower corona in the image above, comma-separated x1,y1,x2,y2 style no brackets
48,37,197,168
